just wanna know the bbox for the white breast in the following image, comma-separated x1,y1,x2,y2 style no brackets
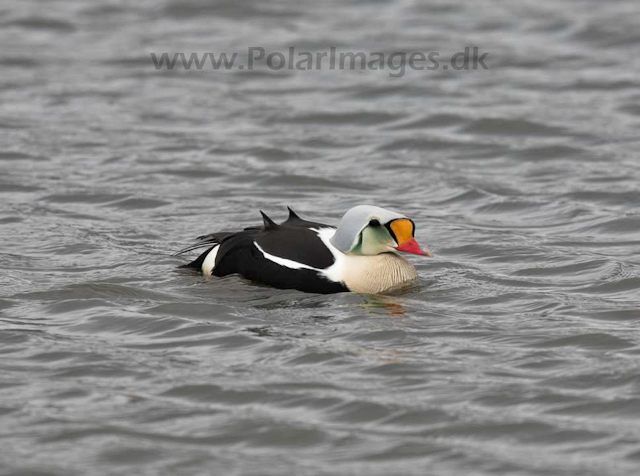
340,253,418,294
315,228,418,294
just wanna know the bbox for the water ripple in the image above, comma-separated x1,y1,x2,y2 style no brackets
2,0,640,475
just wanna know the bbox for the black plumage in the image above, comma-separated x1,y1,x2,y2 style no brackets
175,208,348,294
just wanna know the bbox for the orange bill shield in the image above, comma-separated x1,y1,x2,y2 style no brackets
389,219,433,257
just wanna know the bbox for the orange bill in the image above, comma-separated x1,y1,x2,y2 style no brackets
390,219,433,257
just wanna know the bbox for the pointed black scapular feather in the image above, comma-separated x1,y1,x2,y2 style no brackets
286,206,302,221
260,210,279,230
280,206,329,229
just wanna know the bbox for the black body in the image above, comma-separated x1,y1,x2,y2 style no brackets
176,208,348,294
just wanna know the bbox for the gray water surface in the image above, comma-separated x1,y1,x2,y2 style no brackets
2,1,640,475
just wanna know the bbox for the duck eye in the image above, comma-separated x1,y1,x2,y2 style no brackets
369,219,380,227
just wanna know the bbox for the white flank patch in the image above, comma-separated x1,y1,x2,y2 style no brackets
202,245,219,275
253,242,317,271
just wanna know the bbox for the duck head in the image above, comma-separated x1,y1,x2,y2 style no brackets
330,205,433,257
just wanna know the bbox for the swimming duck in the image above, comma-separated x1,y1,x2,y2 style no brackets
175,205,433,294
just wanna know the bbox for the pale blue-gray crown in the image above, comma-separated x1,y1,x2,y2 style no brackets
330,205,407,252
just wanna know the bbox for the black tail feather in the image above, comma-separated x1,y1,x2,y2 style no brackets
178,246,214,270
173,231,235,256
172,239,217,256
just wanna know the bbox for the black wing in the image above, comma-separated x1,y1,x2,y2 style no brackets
211,226,345,293
253,224,335,269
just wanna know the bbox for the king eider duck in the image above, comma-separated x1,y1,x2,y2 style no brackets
175,205,433,294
